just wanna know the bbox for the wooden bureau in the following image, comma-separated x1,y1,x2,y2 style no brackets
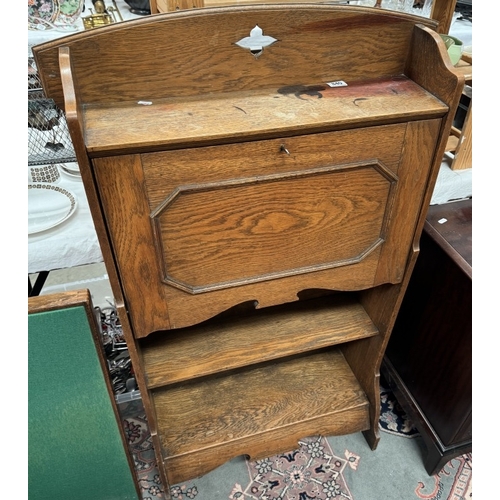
33,5,463,494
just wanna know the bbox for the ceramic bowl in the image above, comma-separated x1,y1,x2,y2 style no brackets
440,35,463,66
123,0,151,15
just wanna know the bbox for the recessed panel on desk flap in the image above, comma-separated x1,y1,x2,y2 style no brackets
151,161,397,293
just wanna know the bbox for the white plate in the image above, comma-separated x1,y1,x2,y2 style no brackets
60,162,81,178
28,183,78,235
62,162,80,174
60,166,81,178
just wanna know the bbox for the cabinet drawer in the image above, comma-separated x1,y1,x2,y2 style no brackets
94,120,440,336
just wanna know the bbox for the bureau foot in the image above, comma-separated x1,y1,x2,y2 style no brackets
362,424,380,450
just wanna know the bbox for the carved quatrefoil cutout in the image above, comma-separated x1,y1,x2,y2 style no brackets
235,25,277,57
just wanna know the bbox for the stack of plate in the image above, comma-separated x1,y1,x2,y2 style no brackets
28,182,78,235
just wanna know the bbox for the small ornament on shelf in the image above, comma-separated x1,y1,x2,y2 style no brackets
82,0,123,30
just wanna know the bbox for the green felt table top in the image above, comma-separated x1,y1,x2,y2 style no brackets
29,300,139,499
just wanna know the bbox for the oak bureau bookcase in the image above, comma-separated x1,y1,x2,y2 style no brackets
33,4,463,494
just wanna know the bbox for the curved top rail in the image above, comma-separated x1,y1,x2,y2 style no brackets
32,4,437,110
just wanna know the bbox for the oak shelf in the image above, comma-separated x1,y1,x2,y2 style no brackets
153,349,370,484
82,77,447,156
141,293,378,388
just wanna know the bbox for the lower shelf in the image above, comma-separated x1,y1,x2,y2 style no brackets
152,348,370,484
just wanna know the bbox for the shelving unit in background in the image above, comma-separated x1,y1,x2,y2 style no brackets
445,54,472,171
150,0,460,34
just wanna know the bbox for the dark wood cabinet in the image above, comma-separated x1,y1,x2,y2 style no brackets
382,198,472,475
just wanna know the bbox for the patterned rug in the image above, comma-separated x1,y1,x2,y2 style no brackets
119,386,472,500
379,383,420,438
228,436,359,500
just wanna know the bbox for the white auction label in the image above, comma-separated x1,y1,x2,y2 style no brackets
326,81,348,87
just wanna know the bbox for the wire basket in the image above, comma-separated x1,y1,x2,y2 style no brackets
28,54,76,166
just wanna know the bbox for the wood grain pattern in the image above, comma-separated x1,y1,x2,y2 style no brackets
93,154,173,333
430,0,457,34
405,25,464,213
373,119,441,283
149,0,454,27
93,120,441,335
141,123,406,205
337,33,467,449
154,349,369,484
33,6,436,112
81,77,446,156
453,59,472,82
94,147,388,334
154,162,393,292
163,403,369,485
28,289,91,314
141,294,378,387
153,0,456,27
